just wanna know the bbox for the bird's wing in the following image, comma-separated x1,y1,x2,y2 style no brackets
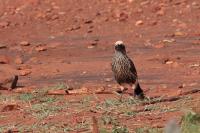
128,58,137,76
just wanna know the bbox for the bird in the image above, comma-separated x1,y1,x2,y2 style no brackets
111,41,144,100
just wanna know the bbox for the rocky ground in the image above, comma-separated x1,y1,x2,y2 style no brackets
0,0,200,132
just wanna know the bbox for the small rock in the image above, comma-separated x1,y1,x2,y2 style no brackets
105,78,112,82
19,69,32,76
58,12,66,15
165,60,174,64
82,71,87,74
118,12,128,21
0,21,9,28
135,20,143,26
87,45,95,49
90,41,98,46
0,44,7,49
189,63,200,68
94,39,99,42
162,58,172,64
68,25,81,31
178,84,186,88
35,46,47,52
15,57,23,64
84,20,93,24
87,30,93,33
150,21,158,26
66,87,88,94
0,56,9,64
20,41,30,46
174,31,185,36
162,39,175,43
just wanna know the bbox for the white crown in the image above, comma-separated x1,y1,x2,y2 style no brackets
115,40,124,46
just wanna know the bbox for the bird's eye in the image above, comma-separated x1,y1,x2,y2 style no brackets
121,45,125,49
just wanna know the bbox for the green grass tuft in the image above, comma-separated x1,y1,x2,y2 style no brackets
181,111,200,133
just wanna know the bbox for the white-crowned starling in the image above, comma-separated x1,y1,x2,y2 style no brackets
111,41,144,99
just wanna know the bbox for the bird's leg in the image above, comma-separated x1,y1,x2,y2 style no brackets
119,86,124,102
120,86,127,92
116,85,127,93
118,86,128,102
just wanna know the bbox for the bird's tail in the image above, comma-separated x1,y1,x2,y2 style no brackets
134,81,145,99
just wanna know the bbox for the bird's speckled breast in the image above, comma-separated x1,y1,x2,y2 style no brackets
112,52,136,84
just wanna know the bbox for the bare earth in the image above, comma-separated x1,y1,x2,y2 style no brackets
0,0,200,132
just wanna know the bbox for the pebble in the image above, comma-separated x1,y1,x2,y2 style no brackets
84,20,93,24
174,31,185,36
0,21,9,28
135,20,143,26
20,41,30,46
105,78,112,82
0,56,9,64
0,44,7,49
178,84,186,88
165,60,174,64
35,46,47,52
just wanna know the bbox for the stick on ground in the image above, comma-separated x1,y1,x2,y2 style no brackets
141,88,200,106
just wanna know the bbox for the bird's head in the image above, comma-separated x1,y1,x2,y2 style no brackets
114,41,126,54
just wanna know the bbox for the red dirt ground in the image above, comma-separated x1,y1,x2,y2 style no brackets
0,0,200,132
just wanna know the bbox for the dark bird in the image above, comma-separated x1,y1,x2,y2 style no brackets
111,41,144,99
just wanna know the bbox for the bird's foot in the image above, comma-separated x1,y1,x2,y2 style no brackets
134,93,145,100
116,87,128,94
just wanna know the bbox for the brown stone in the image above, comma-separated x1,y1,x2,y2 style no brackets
35,46,47,52
0,55,9,64
20,41,30,46
135,20,143,26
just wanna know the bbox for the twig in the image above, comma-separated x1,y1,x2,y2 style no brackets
141,89,200,106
